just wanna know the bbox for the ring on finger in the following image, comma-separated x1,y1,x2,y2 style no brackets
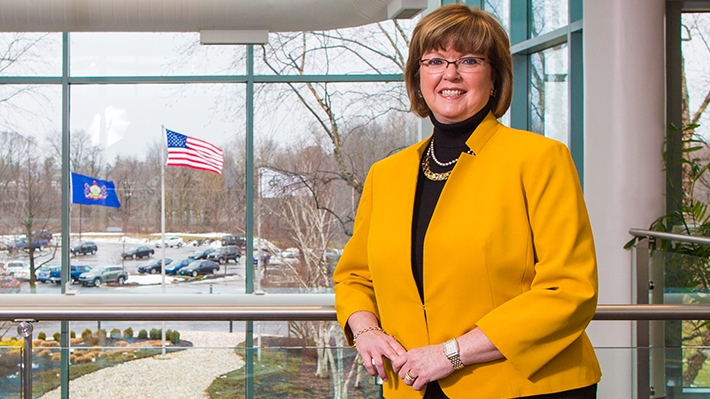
404,372,416,382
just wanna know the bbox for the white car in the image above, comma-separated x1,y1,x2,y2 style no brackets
155,237,184,248
5,261,31,281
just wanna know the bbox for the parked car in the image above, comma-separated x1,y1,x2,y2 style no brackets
121,246,154,259
155,236,183,248
222,234,246,248
188,248,215,260
79,265,128,287
207,246,241,264
137,258,173,274
321,248,342,262
11,237,47,252
0,274,20,293
71,241,98,256
5,261,31,281
179,260,219,277
35,265,53,283
165,258,192,275
48,265,92,284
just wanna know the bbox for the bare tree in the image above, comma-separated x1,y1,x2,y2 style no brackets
0,134,59,291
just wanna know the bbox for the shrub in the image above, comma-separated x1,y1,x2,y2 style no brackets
110,328,121,338
169,330,180,345
137,329,148,339
123,327,134,339
97,329,106,338
149,328,161,340
81,329,92,339
37,332,46,340
70,331,76,338
165,329,172,340
53,332,61,342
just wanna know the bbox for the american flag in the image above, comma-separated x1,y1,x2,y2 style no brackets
166,129,223,175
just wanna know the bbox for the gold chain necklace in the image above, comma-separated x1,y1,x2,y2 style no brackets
421,150,451,181
421,140,473,181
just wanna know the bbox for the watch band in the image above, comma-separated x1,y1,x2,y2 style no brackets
444,338,465,370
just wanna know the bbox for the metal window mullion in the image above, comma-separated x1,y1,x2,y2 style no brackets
568,29,583,187
60,31,71,399
510,0,529,131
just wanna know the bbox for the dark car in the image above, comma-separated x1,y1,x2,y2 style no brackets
122,246,154,260
206,246,241,264
137,258,173,274
48,265,92,284
222,234,246,248
165,258,192,275
71,241,97,256
179,260,219,277
79,265,128,287
188,248,215,260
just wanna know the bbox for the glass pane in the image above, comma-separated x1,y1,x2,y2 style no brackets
0,344,22,397
529,44,569,146
0,33,62,76
681,14,710,145
255,20,413,75
483,0,510,33
67,83,246,294
253,82,417,292
530,0,568,38
0,84,62,295
71,33,245,76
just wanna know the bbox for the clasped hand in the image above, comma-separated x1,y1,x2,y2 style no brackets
355,331,454,391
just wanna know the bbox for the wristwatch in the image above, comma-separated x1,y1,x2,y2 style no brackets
443,338,465,370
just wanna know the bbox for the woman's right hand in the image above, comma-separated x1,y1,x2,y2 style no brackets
348,311,407,381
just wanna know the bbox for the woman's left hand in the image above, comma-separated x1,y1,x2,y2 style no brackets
392,344,454,391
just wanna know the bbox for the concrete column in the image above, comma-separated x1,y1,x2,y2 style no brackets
584,0,666,397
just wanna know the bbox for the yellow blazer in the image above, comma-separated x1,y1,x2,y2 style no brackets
333,112,602,398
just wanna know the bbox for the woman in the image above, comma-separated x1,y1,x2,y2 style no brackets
334,4,601,399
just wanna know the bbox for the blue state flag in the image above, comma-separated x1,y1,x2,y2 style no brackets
71,173,121,208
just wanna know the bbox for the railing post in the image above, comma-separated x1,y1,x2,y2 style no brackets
16,319,35,399
632,238,651,399
648,240,666,399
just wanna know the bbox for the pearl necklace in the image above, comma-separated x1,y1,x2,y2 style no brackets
421,139,473,181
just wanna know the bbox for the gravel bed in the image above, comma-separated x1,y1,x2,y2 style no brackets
39,331,246,399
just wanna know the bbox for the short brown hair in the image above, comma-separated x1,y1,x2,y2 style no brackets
405,4,513,119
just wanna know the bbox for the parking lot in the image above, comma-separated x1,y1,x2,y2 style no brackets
1,237,250,294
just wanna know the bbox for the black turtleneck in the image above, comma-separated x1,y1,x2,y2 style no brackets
411,104,489,303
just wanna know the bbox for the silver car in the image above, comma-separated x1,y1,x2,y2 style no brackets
79,265,128,287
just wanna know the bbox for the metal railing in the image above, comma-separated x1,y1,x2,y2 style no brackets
4,296,710,398
628,228,710,399
4,228,710,399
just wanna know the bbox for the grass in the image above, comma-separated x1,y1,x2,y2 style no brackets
207,337,382,399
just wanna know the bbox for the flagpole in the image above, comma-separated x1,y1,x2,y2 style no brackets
161,125,167,356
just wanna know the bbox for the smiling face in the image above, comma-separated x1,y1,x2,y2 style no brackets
419,48,493,124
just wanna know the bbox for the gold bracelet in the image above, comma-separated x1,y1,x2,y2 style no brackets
353,326,385,347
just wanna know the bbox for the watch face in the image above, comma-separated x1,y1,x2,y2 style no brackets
444,339,458,356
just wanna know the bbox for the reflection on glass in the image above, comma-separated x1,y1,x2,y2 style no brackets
0,33,62,76
483,0,509,33
530,0,568,38
71,33,244,76
529,44,568,146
